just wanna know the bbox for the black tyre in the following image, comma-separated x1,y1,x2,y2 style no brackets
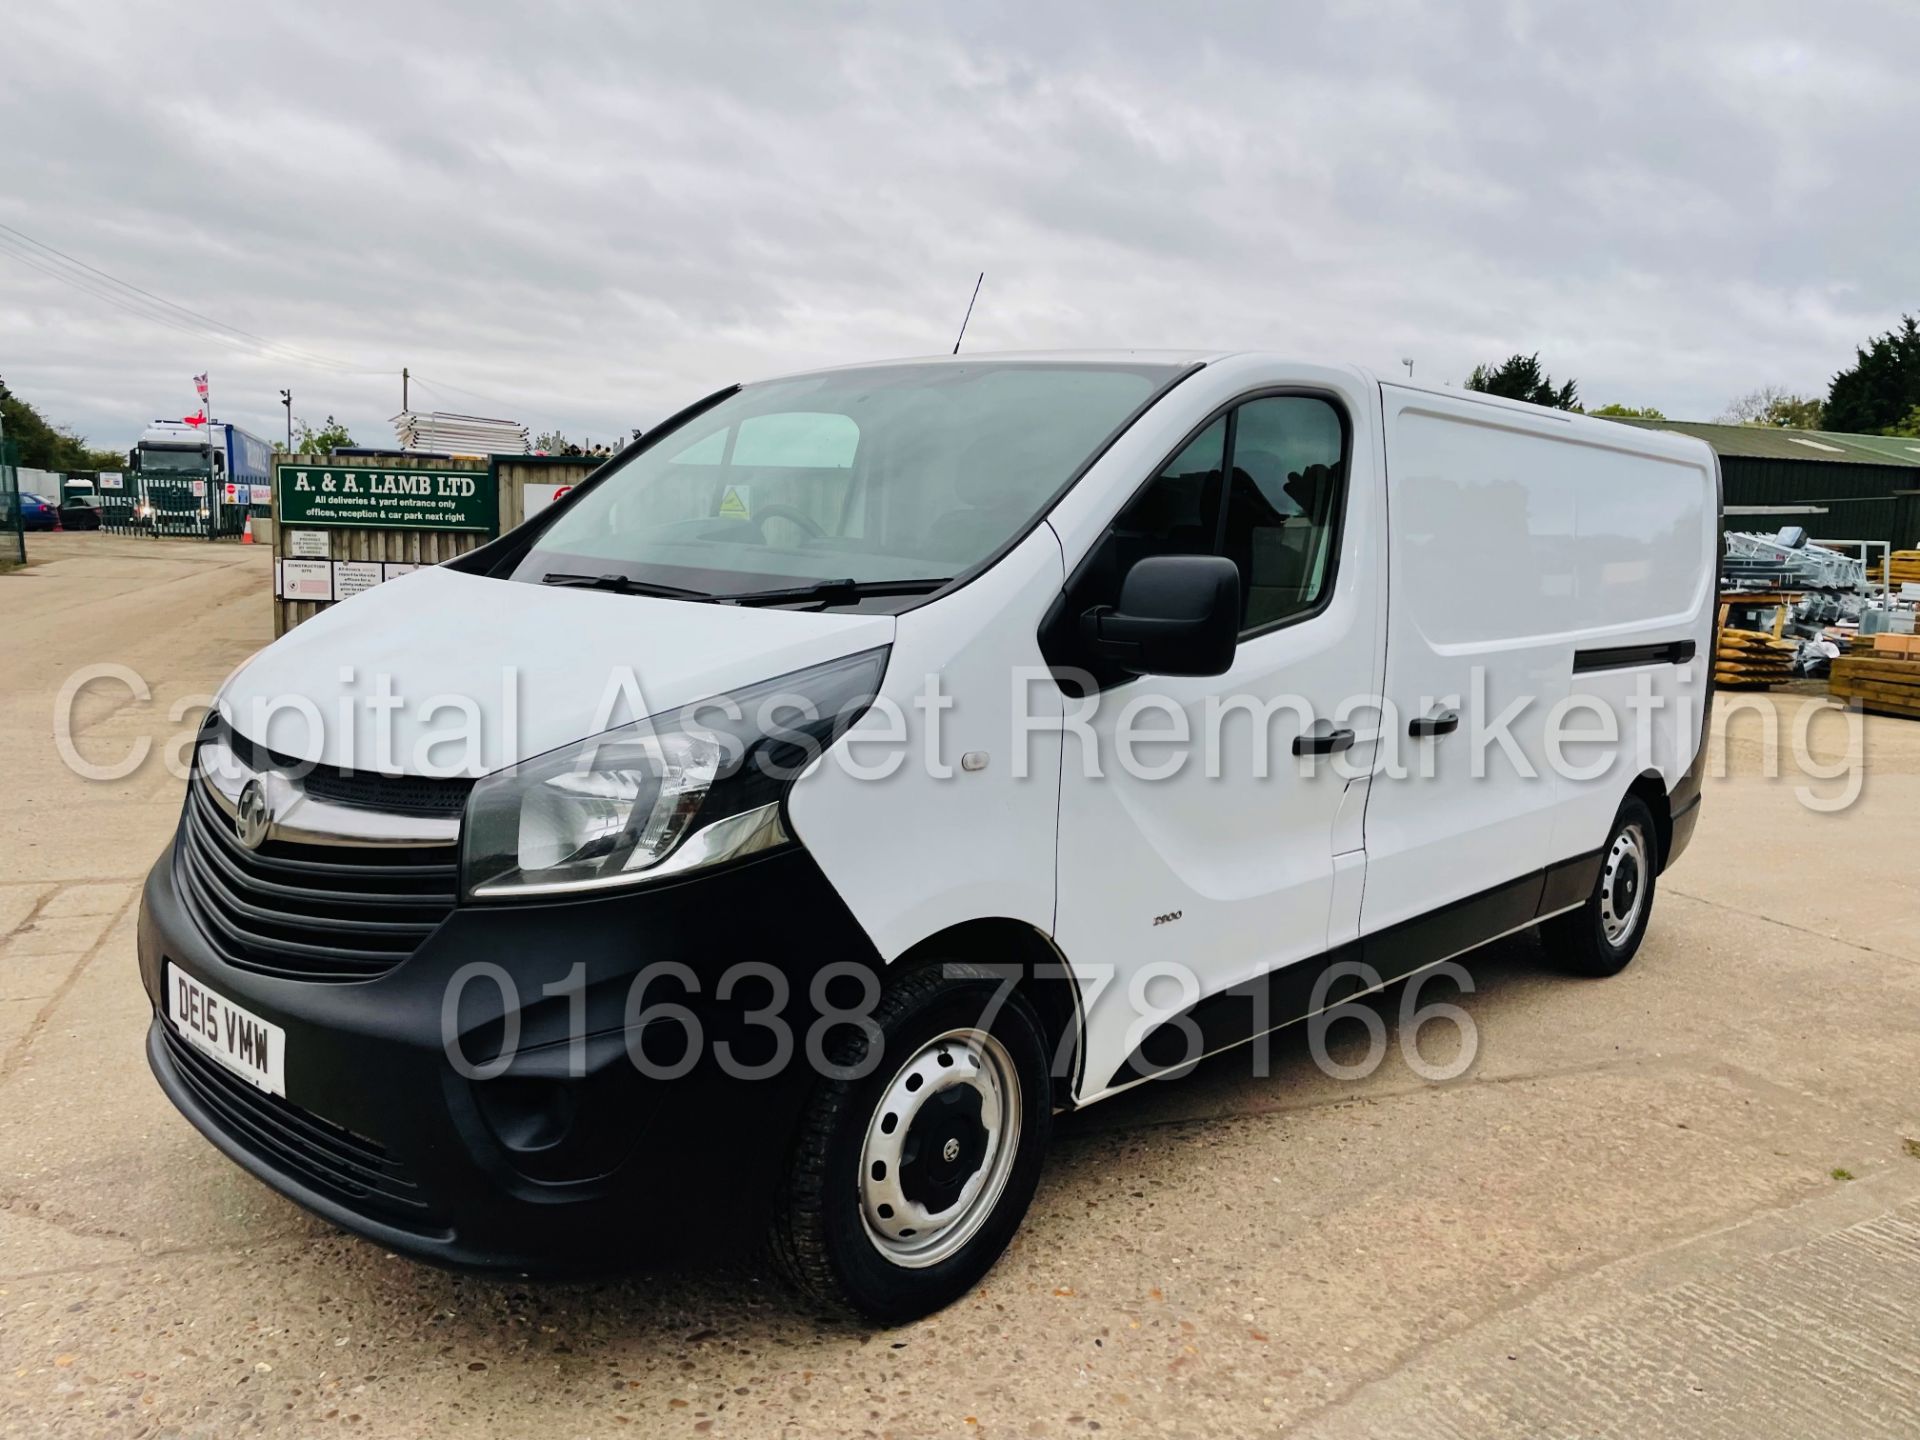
769,962,1052,1323
1544,795,1660,977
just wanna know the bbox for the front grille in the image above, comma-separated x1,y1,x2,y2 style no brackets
175,775,459,982
216,723,474,817
160,1025,440,1228
300,767,471,816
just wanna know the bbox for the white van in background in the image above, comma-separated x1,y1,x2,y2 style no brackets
141,353,1717,1322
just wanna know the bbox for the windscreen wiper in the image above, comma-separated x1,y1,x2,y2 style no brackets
713,577,953,607
539,572,714,599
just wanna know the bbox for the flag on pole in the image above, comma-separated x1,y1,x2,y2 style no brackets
193,373,209,401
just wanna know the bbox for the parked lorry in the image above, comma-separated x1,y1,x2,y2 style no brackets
126,420,273,535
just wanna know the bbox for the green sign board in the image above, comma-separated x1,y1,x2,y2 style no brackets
275,464,497,533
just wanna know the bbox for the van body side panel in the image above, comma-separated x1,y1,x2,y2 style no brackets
785,525,1066,961
1364,389,1715,939
1551,435,1717,863
1362,393,1577,934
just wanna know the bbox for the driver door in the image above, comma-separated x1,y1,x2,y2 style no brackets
1053,381,1386,1101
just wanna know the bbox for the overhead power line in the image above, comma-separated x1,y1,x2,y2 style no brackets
0,220,388,375
0,220,537,422
406,373,523,417
0,235,245,350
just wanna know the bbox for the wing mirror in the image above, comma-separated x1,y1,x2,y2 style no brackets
1079,554,1241,676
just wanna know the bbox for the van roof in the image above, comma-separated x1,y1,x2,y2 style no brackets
773,349,1229,377
1378,377,1718,466
759,352,1720,467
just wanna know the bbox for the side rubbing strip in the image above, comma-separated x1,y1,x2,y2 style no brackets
1572,640,1697,674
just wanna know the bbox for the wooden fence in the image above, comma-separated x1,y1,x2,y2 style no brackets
271,453,602,636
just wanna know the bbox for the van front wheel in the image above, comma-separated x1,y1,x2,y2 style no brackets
1544,795,1660,978
769,963,1052,1323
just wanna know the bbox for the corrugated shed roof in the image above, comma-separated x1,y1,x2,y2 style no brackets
1830,433,1920,466
1605,417,1920,467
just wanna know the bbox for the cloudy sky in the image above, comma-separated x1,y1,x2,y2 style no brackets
3,0,1916,453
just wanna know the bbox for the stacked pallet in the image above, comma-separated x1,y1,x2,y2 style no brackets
1889,551,1920,587
1829,637,1920,718
1713,628,1794,689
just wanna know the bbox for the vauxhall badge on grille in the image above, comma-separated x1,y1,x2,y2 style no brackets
234,779,273,851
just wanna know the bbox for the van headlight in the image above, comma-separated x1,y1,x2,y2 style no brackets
461,647,887,899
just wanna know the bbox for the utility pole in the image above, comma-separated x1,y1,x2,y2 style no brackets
1402,357,1415,379
205,373,215,543
402,367,409,413
280,389,293,450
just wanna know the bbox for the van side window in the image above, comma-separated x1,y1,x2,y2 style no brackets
1044,396,1349,684
1040,420,1227,666
1223,397,1346,635
1111,416,1227,569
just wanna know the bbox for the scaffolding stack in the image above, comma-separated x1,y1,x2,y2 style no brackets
390,411,529,456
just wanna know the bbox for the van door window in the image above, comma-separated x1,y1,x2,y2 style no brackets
1116,417,1227,552
1071,416,1229,609
1052,395,1349,671
1222,396,1346,635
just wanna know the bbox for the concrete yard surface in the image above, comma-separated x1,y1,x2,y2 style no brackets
2,532,1918,1437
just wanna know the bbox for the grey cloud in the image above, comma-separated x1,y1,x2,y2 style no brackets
3,0,1916,451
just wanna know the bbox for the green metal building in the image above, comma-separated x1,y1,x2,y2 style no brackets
1610,419,1920,557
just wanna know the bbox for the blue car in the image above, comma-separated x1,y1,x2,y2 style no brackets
17,493,59,531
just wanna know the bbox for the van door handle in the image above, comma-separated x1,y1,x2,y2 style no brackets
1292,728,1355,756
1408,710,1460,738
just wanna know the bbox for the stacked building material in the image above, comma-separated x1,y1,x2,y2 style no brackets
1829,634,1920,718
1713,628,1794,688
391,411,529,456
1889,551,1920,587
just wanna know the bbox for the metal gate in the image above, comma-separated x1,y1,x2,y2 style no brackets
0,434,24,567
93,476,251,539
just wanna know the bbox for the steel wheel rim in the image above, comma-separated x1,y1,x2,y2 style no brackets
858,1028,1021,1269
1600,822,1648,946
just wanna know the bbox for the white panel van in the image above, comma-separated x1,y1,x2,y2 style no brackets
140,353,1717,1321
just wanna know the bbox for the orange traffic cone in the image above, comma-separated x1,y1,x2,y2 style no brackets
241,514,255,544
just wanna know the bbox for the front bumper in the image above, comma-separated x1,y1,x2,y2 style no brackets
139,832,883,1273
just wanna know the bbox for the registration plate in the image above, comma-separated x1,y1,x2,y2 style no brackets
165,964,286,1097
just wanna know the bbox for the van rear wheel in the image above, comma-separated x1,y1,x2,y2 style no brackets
1544,795,1660,978
768,963,1052,1323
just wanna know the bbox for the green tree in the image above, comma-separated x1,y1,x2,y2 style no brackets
1824,315,1920,434
1591,403,1668,419
0,375,117,470
1720,386,1825,429
1465,354,1579,410
533,429,573,454
273,415,354,455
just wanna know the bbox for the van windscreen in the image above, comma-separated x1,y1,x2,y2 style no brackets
513,361,1181,601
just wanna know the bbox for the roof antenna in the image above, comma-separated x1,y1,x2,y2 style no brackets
952,272,984,354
